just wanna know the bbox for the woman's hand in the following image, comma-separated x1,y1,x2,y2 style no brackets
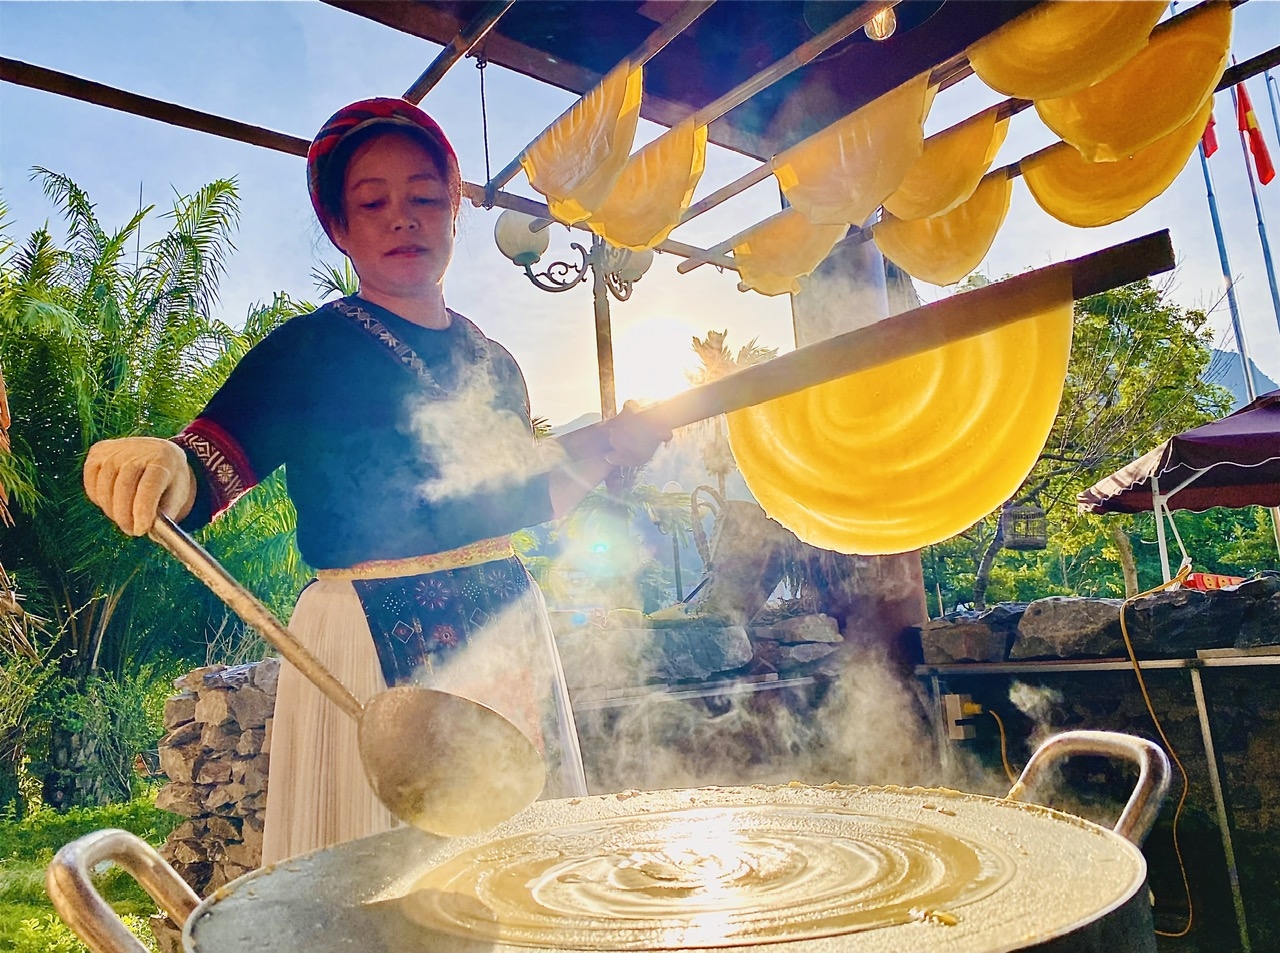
604,400,672,468
83,437,197,536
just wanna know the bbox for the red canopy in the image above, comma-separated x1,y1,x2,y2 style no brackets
1078,391,1280,514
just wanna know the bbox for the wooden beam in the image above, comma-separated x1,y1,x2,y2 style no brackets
403,0,516,104
560,231,1176,458
0,56,311,157
481,0,716,198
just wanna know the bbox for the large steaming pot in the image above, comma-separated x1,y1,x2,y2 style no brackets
49,731,1170,953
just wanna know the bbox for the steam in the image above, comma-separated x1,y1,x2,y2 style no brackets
577,643,942,795
407,371,565,504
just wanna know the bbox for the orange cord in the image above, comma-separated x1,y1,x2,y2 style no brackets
988,709,1019,785
1120,563,1194,938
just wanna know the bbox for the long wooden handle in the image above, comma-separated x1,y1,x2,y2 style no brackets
149,515,364,719
558,230,1174,460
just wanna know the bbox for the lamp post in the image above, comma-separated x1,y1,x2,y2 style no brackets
663,481,685,602
494,210,653,420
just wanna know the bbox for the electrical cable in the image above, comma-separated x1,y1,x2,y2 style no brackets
1119,561,1195,938
988,709,1019,784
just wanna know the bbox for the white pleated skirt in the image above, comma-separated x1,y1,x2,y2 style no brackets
261,576,587,866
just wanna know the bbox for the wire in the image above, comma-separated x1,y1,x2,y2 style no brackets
988,709,1019,785
1119,562,1195,938
476,52,493,205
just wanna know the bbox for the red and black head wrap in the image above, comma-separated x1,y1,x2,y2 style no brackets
306,98,462,243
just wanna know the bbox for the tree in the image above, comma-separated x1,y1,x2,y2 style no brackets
0,172,310,807
929,278,1236,611
685,330,777,496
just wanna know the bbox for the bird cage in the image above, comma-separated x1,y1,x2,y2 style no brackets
1001,504,1048,550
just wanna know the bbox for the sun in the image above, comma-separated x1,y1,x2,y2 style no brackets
611,313,707,405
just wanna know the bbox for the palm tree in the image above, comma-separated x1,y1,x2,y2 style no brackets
0,171,308,806
686,330,777,496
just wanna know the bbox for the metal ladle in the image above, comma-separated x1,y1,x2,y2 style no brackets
149,515,546,838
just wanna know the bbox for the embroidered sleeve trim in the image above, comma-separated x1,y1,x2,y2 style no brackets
172,417,258,517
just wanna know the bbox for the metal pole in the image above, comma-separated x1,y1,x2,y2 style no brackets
672,537,684,602
1266,70,1280,161
1197,137,1258,402
1153,475,1172,584
589,238,618,422
1189,666,1252,952
1228,81,1280,337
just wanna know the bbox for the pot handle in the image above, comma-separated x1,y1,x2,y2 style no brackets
1005,729,1171,845
46,828,201,953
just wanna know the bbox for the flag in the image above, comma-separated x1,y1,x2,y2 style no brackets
1202,109,1218,157
1236,81,1275,185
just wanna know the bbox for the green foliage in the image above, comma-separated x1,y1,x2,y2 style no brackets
0,796,173,951
924,277,1265,610
0,796,177,858
0,171,314,809
9,913,157,953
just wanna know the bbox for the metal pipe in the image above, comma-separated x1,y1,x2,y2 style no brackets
1189,666,1252,951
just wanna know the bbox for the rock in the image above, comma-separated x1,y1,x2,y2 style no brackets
1236,575,1280,648
557,624,754,691
194,688,234,727
163,692,198,730
158,743,202,784
1119,587,1244,653
236,728,265,757
195,760,233,785
232,759,268,796
1011,598,1125,659
223,842,260,868
751,613,843,644
149,913,184,953
201,722,241,751
228,686,274,729
782,642,839,664
173,664,226,691
156,783,212,817
252,657,281,695
262,717,273,755
204,663,256,690
160,721,201,749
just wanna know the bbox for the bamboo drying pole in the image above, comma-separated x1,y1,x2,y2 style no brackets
560,230,1176,460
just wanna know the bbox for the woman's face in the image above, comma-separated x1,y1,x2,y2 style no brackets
329,131,456,300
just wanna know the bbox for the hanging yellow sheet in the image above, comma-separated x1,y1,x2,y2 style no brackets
1035,2,1230,162
584,119,708,251
771,74,933,226
520,63,644,225
874,173,1013,287
733,209,848,297
883,107,1010,221
1023,97,1212,228
727,270,1075,555
969,1,1168,101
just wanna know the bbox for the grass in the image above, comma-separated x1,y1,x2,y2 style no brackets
0,794,179,952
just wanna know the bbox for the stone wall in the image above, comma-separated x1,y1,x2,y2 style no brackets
154,660,277,890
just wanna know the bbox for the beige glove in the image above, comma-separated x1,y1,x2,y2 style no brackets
83,437,197,536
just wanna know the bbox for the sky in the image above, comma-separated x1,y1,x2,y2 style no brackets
2,0,1279,428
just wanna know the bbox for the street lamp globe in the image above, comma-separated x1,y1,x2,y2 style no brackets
615,247,655,283
494,209,550,267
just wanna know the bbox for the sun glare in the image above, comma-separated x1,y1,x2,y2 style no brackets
612,314,707,406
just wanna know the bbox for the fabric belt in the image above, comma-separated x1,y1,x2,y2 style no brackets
315,535,516,581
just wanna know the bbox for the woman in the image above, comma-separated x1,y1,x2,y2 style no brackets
83,98,668,863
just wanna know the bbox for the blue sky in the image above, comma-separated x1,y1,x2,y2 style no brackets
2,0,1279,427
